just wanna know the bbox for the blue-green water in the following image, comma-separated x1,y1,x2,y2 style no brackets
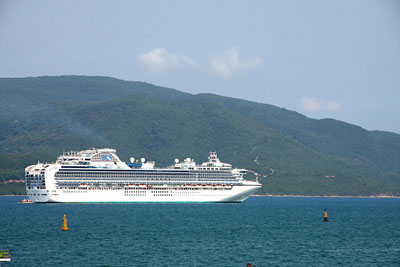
1,196,399,266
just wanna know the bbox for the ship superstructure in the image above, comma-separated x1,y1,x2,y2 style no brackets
25,148,261,203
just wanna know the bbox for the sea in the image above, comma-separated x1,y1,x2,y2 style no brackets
1,196,399,267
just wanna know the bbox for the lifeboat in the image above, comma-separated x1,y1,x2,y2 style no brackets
78,184,88,188
21,199,32,203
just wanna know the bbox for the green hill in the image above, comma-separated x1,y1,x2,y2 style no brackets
1,75,400,196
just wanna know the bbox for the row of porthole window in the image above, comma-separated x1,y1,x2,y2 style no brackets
55,178,234,183
55,174,232,179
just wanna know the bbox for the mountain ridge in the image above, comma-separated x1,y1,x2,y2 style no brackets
1,75,399,196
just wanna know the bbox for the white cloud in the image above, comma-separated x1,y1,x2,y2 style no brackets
139,47,262,78
301,97,340,112
209,48,263,79
327,100,340,111
301,97,321,111
139,48,197,73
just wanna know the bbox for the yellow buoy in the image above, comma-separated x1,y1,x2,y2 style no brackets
323,209,328,222
62,214,69,231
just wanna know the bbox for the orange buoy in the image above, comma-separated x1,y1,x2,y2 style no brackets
62,214,69,231
323,209,328,222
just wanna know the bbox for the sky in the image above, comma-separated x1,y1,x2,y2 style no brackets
1,0,399,133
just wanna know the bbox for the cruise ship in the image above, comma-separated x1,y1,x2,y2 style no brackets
25,148,261,203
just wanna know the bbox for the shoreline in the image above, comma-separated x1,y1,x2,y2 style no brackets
252,194,400,198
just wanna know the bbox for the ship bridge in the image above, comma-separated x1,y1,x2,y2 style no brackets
200,152,232,169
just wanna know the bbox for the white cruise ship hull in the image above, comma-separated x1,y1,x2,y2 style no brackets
27,184,260,203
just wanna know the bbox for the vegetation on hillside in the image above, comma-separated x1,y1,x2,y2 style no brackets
1,76,400,195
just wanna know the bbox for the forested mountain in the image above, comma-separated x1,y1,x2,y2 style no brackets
1,76,400,195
